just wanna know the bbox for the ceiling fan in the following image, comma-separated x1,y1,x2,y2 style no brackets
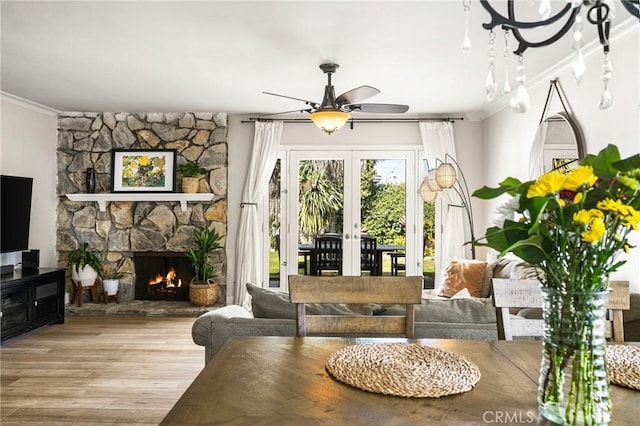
263,63,410,134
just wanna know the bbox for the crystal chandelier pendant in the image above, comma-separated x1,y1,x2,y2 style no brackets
502,30,511,95
486,30,497,102
573,49,586,84
572,14,585,84
599,89,614,110
502,71,512,95
511,84,531,113
486,69,497,101
510,55,530,113
461,1,472,53
539,0,552,20
599,54,614,110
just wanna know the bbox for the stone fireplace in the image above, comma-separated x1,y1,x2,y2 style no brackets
56,112,228,305
134,252,194,301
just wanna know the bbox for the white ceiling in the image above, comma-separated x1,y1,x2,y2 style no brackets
0,1,629,117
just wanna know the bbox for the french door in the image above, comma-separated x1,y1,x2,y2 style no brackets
275,149,419,289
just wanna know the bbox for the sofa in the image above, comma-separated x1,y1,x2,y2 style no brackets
192,257,640,364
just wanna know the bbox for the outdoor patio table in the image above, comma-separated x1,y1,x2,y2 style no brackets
162,337,639,425
299,242,405,275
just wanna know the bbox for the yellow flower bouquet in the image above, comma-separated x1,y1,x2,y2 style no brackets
473,144,640,425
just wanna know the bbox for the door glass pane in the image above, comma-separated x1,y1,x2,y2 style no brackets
360,158,406,276
298,159,344,276
268,159,281,288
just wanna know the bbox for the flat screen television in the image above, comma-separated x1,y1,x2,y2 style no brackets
1,175,33,253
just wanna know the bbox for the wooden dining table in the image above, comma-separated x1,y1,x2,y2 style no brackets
162,337,639,425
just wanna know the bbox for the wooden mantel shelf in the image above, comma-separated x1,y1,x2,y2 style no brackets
66,193,214,212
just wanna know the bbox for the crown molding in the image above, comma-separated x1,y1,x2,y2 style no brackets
474,17,639,122
1,91,60,116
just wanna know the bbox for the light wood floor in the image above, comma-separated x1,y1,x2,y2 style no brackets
1,316,203,425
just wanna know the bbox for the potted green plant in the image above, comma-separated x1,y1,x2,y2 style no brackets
177,160,207,193
101,269,124,296
185,227,222,306
68,242,103,287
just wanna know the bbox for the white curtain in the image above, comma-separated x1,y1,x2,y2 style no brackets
233,121,283,310
419,121,464,288
529,120,548,179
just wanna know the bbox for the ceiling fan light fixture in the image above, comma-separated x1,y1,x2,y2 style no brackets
310,110,350,135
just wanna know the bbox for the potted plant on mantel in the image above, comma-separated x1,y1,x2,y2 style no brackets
68,242,103,287
185,227,222,306
177,160,206,194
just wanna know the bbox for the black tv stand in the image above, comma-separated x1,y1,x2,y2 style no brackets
1,268,65,342
1,264,14,276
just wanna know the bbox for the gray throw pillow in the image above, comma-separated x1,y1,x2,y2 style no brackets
246,283,382,319
479,260,498,298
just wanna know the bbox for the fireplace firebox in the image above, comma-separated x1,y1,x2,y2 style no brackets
134,252,194,301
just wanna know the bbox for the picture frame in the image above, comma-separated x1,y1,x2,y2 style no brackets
111,149,176,192
551,157,579,174
543,147,578,174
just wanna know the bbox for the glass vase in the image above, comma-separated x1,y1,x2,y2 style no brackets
537,288,611,425
85,167,96,193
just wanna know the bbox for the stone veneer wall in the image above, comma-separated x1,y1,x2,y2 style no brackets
56,112,228,303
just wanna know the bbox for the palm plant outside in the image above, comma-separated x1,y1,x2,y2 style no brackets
298,160,344,242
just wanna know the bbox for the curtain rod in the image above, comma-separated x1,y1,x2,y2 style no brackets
241,117,464,125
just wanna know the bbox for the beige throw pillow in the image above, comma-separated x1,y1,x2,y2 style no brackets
439,259,488,298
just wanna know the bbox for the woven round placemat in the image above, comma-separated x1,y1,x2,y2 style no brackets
607,345,640,391
325,343,481,398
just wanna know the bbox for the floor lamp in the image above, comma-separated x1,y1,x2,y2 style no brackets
419,154,476,259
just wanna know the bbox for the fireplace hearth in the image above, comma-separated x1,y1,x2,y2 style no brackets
134,252,194,301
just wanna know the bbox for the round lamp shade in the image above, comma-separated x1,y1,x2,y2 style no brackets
310,110,350,134
426,169,441,191
420,179,438,202
436,163,457,189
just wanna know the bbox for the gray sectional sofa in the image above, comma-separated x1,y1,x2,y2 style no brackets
192,258,640,364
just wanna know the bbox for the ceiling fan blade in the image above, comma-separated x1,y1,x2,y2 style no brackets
257,109,312,117
335,85,380,107
345,103,410,113
263,92,319,108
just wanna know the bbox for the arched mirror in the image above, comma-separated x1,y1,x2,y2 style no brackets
540,112,586,173
529,80,586,178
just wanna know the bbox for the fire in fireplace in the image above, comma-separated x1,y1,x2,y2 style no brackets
134,253,194,301
147,267,185,298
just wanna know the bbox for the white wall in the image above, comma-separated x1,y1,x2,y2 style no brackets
225,114,483,303
480,30,640,292
0,96,59,269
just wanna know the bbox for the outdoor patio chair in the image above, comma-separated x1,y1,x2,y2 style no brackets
360,234,379,275
314,234,343,276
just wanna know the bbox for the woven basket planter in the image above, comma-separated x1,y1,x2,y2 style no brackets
182,177,200,193
189,279,218,306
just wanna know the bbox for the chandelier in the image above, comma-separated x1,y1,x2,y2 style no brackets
461,0,640,112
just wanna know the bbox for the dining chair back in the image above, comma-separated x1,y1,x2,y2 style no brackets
360,234,378,276
289,275,423,338
492,279,629,342
314,234,343,276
